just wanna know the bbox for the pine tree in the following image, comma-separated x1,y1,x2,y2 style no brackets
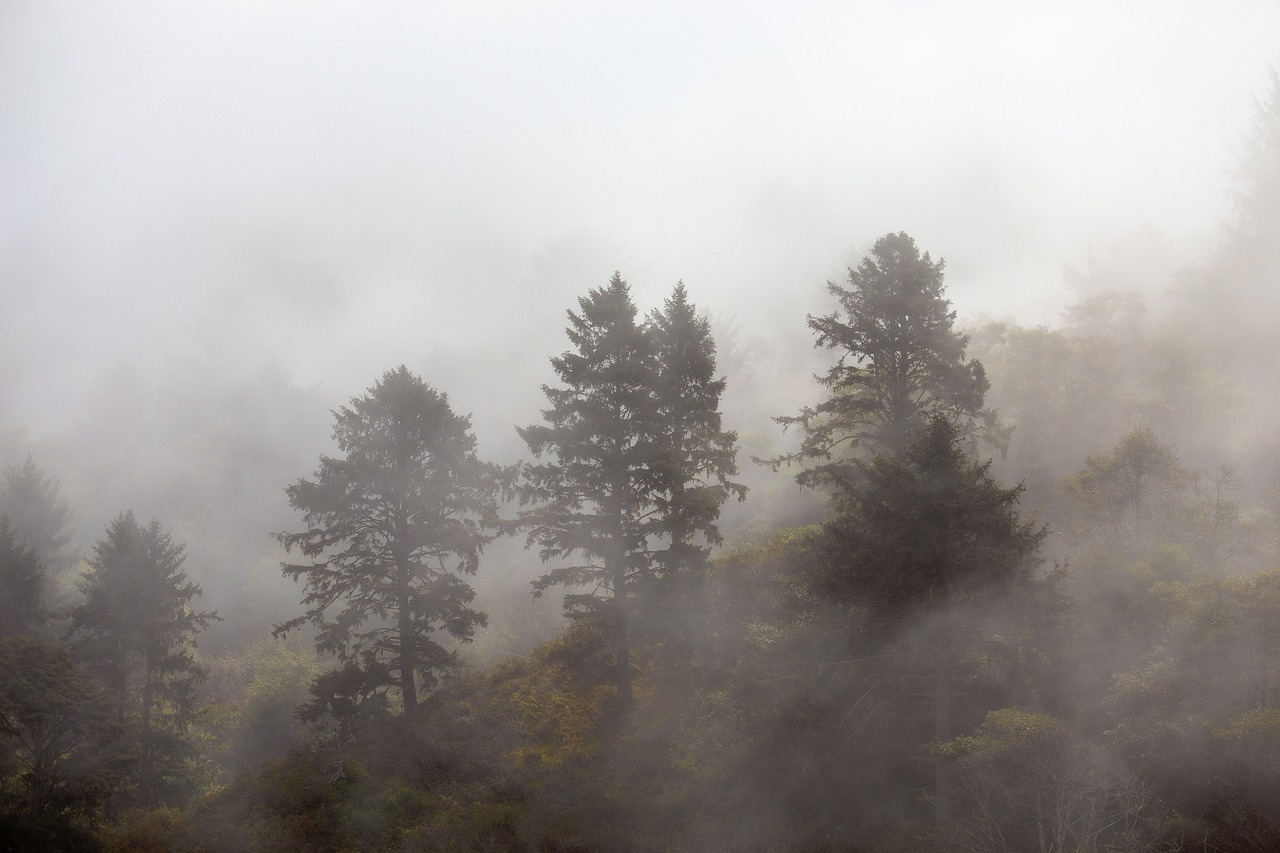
645,283,746,617
0,456,76,580
822,416,1046,832
823,416,1044,618
520,275,745,707
276,367,501,712
771,232,999,487
67,512,215,805
0,519,45,638
519,273,658,711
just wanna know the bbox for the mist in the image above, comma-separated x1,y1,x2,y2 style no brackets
3,3,1280,851
4,2,1276,438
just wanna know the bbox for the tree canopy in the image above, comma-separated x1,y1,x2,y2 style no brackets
520,275,743,708
0,520,45,638
772,232,999,488
276,366,504,711
0,456,75,580
67,512,215,805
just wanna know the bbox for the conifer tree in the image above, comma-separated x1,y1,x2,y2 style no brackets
67,512,215,805
646,283,746,609
0,519,45,638
520,275,744,707
0,456,76,580
771,232,999,487
519,273,657,711
277,367,501,712
822,416,1045,832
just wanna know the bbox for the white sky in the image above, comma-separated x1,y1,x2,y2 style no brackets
2,1,1278,436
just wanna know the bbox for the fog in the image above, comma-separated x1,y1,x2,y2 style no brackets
6,4,1280,850
4,2,1278,449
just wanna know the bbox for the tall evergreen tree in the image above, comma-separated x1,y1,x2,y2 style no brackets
519,273,658,711
0,519,45,638
771,232,998,486
646,283,746,609
520,275,745,707
276,367,501,712
822,416,1046,833
67,512,215,805
0,456,76,580
0,636,107,817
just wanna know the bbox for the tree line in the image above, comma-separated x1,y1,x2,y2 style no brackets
1,71,1279,852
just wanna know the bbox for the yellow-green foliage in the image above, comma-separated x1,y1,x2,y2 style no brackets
473,624,616,769
935,707,1069,761
195,635,321,785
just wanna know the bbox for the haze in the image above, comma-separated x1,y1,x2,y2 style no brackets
3,1,1278,451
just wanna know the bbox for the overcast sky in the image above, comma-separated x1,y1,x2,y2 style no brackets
3,1,1278,440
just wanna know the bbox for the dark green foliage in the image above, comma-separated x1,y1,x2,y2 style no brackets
277,367,503,711
520,275,744,709
519,274,662,712
0,637,109,819
297,658,392,745
68,512,216,806
823,416,1046,619
519,274,658,611
0,519,46,638
646,283,747,610
0,456,76,581
773,232,999,486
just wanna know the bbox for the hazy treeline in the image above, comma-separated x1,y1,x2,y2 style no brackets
2,73,1280,853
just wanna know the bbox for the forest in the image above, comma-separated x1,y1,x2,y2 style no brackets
3,68,1280,853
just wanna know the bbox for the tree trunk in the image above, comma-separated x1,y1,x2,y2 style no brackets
934,619,953,837
615,560,632,712
397,557,418,712
140,651,155,800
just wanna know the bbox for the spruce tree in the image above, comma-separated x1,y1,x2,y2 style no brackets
276,367,500,712
520,275,744,707
519,273,658,711
822,416,1046,832
67,512,215,805
772,232,999,487
0,456,76,580
0,519,45,638
646,283,746,617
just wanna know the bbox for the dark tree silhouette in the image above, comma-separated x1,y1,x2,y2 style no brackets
0,519,45,638
68,512,215,805
0,456,76,580
276,366,502,712
519,273,658,711
769,232,999,488
646,282,746,617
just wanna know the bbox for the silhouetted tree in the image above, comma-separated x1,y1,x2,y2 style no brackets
645,282,746,620
67,512,215,805
823,416,1046,832
0,520,45,638
0,456,75,580
0,636,107,815
519,273,660,711
771,232,999,487
276,367,501,712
